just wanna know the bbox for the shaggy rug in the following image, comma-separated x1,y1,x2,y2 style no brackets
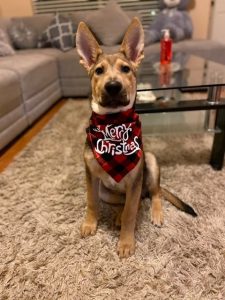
0,100,225,300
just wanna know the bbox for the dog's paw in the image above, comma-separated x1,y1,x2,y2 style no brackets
117,237,135,258
151,209,164,227
80,221,97,237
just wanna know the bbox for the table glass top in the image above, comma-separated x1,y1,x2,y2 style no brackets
137,54,225,91
135,54,225,113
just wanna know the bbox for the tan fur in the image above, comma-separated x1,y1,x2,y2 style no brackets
76,17,196,258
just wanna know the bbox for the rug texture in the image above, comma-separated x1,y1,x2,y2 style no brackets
0,100,225,300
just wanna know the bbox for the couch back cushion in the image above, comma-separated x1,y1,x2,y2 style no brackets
85,0,131,46
12,14,54,38
65,11,89,30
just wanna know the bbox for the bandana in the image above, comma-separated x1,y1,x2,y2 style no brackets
86,108,143,182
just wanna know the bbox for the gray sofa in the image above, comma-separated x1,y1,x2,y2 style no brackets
1,12,225,150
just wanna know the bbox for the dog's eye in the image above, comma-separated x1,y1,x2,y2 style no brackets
95,67,104,75
121,65,130,73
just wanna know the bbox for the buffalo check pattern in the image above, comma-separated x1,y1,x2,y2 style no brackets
86,108,143,182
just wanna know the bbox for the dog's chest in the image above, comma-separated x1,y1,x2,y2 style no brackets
85,145,128,193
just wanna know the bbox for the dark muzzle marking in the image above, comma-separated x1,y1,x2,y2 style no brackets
105,80,122,97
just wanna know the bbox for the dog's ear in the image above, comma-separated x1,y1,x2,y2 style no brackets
120,17,144,69
76,22,102,72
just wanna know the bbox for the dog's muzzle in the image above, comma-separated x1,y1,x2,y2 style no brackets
101,80,129,108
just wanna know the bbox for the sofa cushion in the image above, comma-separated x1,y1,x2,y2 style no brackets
67,11,90,30
12,14,54,39
0,69,22,118
0,29,15,56
0,69,28,150
0,53,58,100
0,41,15,56
17,48,63,59
40,14,76,51
0,111,28,150
126,11,141,20
58,49,87,78
86,0,131,46
172,40,225,65
9,21,38,49
175,39,225,52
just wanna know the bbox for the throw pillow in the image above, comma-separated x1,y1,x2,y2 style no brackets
0,29,15,56
12,15,54,39
86,0,131,46
9,21,38,49
39,14,76,51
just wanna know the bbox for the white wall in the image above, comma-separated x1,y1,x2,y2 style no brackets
0,0,33,17
189,0,211,39
210,0,225,44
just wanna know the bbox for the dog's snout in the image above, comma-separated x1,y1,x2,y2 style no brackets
105,81,122,96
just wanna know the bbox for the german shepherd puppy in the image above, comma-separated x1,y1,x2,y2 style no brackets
76,18,197,258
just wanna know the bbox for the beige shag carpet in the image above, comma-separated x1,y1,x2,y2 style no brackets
1,100,225,300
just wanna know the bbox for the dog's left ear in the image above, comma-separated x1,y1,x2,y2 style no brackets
120,17,144,69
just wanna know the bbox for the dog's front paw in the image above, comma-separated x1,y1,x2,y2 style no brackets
117,236,135,258
151,209,164,227
81,221,97,237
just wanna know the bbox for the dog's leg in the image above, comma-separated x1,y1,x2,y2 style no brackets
145,152,164,226
114,202,141,228
99,183,125,227
81,166,99,237
117,163,143,258
114,207,123,227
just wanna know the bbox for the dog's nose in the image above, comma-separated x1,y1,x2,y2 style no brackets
105,81,122,96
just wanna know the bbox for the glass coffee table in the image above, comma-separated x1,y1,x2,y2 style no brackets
135,54,225,170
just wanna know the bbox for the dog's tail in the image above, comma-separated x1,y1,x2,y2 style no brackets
161,187,197,217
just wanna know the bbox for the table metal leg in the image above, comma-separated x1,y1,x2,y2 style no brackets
210,108,225,170
207,85,222,104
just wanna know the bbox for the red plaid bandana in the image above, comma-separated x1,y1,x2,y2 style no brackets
86,108,143,182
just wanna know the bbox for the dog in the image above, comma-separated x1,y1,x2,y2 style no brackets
76,17,197,258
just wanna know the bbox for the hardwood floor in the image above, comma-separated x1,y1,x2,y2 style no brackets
0,99,67,173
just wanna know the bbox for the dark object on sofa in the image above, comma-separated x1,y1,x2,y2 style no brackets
9,21,38,49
